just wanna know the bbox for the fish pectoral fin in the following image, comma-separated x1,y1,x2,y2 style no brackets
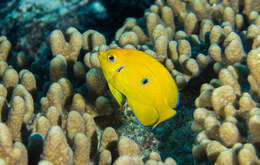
128,99,159,127
108,83,125,106
152,107,176,129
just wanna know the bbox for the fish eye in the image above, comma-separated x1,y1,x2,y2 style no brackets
142,78,150,86
108,55,115,62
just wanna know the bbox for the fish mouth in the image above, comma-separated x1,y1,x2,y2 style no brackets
115,65,124,72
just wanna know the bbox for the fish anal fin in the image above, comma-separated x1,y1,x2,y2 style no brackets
153,108,176,129
128,98,159,127
108,83,125,106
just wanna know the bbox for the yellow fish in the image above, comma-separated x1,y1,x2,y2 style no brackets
98,48,179,128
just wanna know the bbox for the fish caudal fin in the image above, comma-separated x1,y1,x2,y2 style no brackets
152,108,176,129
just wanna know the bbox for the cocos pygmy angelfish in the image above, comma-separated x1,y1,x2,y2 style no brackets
98,48,179,128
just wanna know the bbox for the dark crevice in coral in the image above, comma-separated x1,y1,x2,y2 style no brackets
27,133,44,165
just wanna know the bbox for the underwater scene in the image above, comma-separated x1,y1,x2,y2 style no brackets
0,0,260,164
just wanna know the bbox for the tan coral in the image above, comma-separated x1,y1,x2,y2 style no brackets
148,152,161,162
95,96,114,116
0,84,7,100
16,52,27,69
72,133,90,165
19,70,37,97
223,104,237,120
191,0,211,21
182,58,200,77
99,127,118,152
12,84,34,123
119,31,139,48
208,44,222,62
82,113,98,156
165,58,175,71
0,123,28,165
0,97,5,123
247,47,260,83
0,61,8,77
42,126,73,165
167,0,187,22
209,25,225,45
168,41,178,62
0,36,11,61
118,136,140,158
224,39,245,64
184,13,197,35
215,144,241,165
238,92,256,118
98,149,112,165
195,90,212,108
114,155,144,165
252,35,260,49
218,68,241,96
223,32,241,47
219,122,240,147
146,12,161,40
199,19,214,42
193,108,214,125
175,31,187,41
164,157,177,165
247,24,260,39
73,62,86,80
46,83,64,114
49,55,67,82
211,85,236,116
86,68,107,100
70,93,86,114
84,52,101,68
66,111,85,143
57,78,73,106
152,24,168,41
2,68,19,94
50,27,82,63
46,106,60,126
196,53,211,69
35,116,51,137
90,32,107,50
238,143,260,165
204,116,220,139
38,160,54,165
206,141,228,161
177,40,191,57
115,18,137,41
155,35,168,62
132,25,148,44
235,14,244,32
161,6,175,31
223,7,235,28
7,96,25,142
248,114,260,143
150,4,159,13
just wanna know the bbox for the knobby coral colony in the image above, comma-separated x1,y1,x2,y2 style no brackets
0,0,260,164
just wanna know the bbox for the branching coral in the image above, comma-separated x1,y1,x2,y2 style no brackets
192,44,260,164
0,0,260,164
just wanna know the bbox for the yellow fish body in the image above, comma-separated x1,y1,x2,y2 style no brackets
98,48,179,128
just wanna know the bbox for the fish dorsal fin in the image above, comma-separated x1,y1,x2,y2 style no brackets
108,83,125,106
127,98,159,127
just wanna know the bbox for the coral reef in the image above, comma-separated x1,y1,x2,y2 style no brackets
192,28,260,165
0,0,260,164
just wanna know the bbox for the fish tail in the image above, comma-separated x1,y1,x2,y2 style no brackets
152,108,176,129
